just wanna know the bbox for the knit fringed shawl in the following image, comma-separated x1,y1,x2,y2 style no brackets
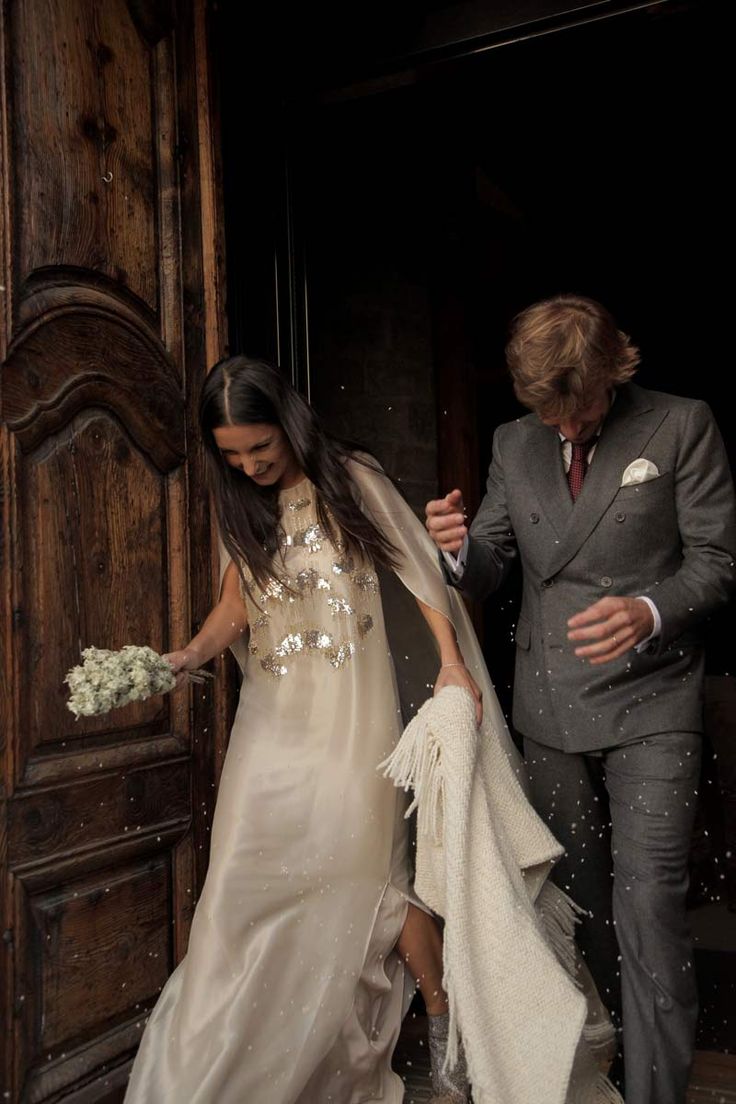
380,686,623,1104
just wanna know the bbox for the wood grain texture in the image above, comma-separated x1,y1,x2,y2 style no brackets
175,0,233,903
35,861,170,1049
0,0,227,1099
687,1051,736,1102
20,414,168,751
9,0,158,314
9,761,190,869
14,855,171,1101
2,297,184,467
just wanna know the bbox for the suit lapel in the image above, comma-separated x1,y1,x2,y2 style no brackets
523,422,573,538
544,384,667,578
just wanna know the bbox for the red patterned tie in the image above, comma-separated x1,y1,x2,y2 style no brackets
567,441,589,501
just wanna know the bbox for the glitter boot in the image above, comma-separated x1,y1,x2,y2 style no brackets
427,1011,469,1104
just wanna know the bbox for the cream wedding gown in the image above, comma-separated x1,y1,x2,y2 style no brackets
124,460,441,1104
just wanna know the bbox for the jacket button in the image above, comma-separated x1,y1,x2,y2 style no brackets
615,511,626,523
541,578,554,589
530,513,540,524
600,576,613,588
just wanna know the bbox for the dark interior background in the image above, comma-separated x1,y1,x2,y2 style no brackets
215,0,734,1052
218,0,733,694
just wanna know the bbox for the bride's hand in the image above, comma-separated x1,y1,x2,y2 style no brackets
434,662,483,725
163,647,203,690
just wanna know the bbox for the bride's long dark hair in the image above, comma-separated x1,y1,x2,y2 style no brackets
199,356,399,590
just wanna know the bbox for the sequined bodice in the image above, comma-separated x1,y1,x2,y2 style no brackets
241,478,380,678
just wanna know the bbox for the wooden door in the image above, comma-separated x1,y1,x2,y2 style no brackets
0,1,228,1100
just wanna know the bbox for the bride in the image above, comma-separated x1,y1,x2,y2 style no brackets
124,356,481,1104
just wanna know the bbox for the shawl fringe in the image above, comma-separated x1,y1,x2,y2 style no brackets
595,1073,625,1103
536,881,588,982
379,710,444,843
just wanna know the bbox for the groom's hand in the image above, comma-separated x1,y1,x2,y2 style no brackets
566,597,655,664
425,489,468,554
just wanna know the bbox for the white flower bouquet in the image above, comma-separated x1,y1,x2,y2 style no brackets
65,645,212,719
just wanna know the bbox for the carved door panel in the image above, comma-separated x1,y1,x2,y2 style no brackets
0,1,227,1100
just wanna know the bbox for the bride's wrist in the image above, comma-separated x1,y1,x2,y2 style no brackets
440,660,466,670
182,643,205,667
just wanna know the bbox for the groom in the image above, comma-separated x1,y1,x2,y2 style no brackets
425,294,736,1104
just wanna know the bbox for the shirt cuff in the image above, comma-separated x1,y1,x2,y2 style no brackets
634,596,662,652
442,536,469,579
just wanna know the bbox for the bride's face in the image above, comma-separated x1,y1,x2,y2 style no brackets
213,422,302,489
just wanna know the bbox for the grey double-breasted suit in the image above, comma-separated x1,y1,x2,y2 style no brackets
461,382,736,751
452,382,736,1104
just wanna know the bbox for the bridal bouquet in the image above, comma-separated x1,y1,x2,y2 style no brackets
65,645,212,719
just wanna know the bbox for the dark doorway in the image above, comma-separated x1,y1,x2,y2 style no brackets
296,0,734,689
217,0,735,1075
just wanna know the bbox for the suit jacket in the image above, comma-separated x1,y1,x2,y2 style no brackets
457,383,736,752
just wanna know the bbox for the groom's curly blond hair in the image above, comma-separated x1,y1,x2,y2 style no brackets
506,294,640,420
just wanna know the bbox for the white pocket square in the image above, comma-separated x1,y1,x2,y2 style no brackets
621,458,660,487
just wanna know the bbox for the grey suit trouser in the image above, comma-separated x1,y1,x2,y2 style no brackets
523,731,701,1104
